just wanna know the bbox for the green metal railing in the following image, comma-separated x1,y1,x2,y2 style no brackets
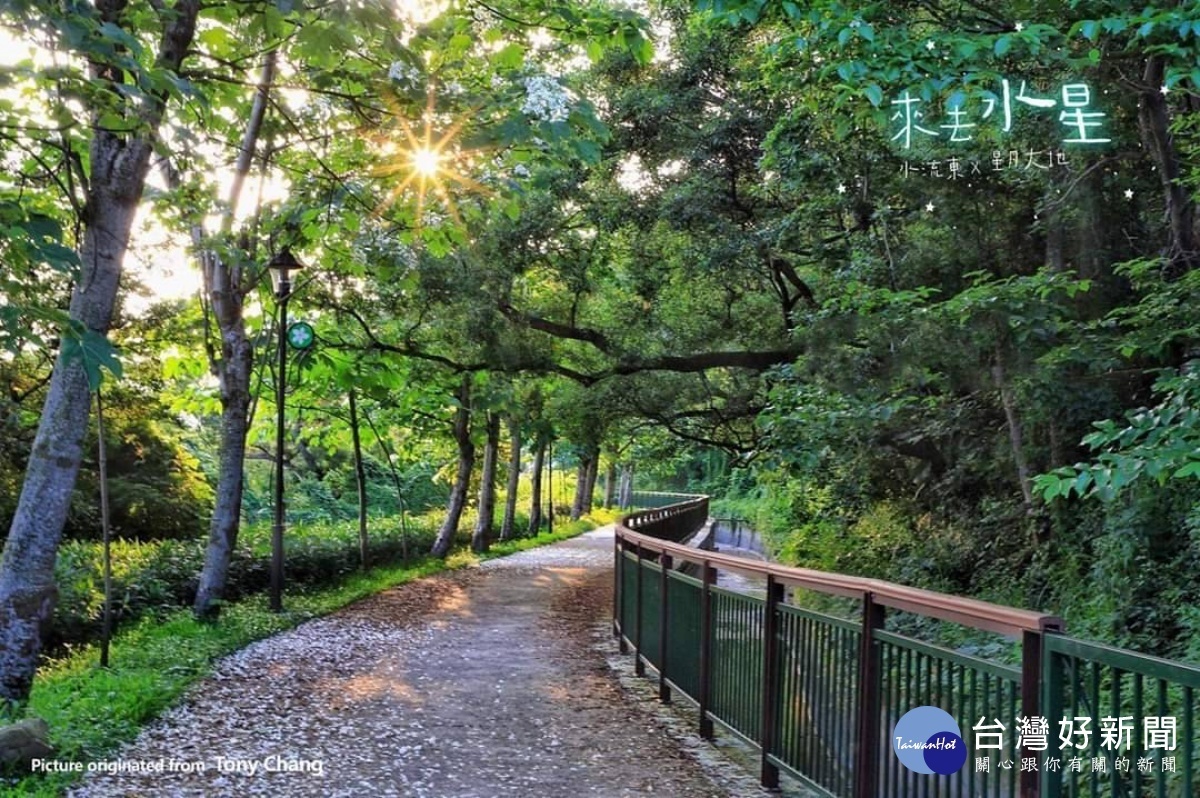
614,498,1200,798
1042,636,1200,797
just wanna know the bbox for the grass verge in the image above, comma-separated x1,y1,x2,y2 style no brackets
3,515,610,797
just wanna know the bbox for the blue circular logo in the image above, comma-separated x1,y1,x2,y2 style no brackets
892,706,967,775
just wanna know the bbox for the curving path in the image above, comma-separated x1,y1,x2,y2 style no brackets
69,527,757,798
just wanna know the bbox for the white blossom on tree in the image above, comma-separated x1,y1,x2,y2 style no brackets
388,60,420,85
521,76,571,122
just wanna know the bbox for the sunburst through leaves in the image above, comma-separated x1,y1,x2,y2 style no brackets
374,87,492,229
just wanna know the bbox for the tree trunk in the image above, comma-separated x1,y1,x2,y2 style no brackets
0,197,131,700
192,345,251,616
193,47,278,618
431,376,474,558
0,1,201,701
583,447,600,515
349,388,368,569
528,439,545,535
618,462,634,509
603,459,616,508
993,352,1035,515
546,439,554,534
1139,55,1198,274
499,414,521,541
570,453,590,520
472,412,500,552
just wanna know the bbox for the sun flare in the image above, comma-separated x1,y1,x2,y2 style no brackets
412,147,441,177
374,86,493,228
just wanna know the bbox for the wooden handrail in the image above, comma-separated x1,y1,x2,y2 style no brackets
616,523,1063,638
617,494,1063,797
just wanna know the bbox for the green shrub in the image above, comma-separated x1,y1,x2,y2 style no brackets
45,514,437,655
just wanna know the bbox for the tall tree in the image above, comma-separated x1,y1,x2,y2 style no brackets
188,39,276,618
0,0,202,702
431,375,475,558
528,437,547,535
348,387,369,568
472,411,501,552
499,413,522,541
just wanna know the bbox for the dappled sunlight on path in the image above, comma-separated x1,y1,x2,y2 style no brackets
68,527,762,798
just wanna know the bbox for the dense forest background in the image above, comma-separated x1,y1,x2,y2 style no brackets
2,0,1200,709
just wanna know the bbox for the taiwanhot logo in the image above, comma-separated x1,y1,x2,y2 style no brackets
892,706,968,775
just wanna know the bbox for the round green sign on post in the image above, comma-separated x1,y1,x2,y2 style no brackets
286,321,315,350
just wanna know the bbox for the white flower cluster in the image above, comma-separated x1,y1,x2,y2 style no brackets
521,76,571,123
387,60,420,85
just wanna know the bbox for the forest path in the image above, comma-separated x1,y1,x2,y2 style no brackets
69,527,750,798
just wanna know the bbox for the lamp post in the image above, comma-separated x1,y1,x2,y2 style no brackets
268,247,304,613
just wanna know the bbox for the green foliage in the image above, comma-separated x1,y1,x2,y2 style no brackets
0,366,214,544
3,0,1200,719
40,463,577,657
45,514,437,656
59,324,121,391
1037,369,1200,501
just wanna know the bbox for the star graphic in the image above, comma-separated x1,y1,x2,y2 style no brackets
1014,21,1024,32
1160,84,1170,95
925,39,936,51
836,183,847,194
1124,188,1134,199
925,202,935,212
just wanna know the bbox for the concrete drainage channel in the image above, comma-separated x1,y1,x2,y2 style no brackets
594,622,819,798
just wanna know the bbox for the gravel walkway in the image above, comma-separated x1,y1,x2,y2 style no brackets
68,527,763,798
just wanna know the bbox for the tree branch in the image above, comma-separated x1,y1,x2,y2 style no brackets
497,302,611,351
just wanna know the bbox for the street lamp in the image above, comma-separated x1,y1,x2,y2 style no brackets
268,247,304,612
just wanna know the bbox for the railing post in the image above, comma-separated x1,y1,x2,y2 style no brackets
759,575,784,789
854,591,885,798
1040,631,1063,798
1020,629,1042,798
613,533,622,640
659,553,672,703
634,542,645,677
698,561,716,740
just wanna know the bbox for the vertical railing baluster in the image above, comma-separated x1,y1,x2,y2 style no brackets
634,542,644,677
1184,685,1193,798
1088,663,1099,798
956,664,966,798
905,645,915,798
923,650,933,798
698,562,715,740
1007,677,1017,798
995,674,1004,798
659,553,672,703
759,575,783,789
843,626,855,796
882,641,894,797
1027,628,1056,796
855,592,885,798
818,620,831,786
1152,676,1161,796
1110,668,1121,797
613,535,621,639
801,614,814,772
